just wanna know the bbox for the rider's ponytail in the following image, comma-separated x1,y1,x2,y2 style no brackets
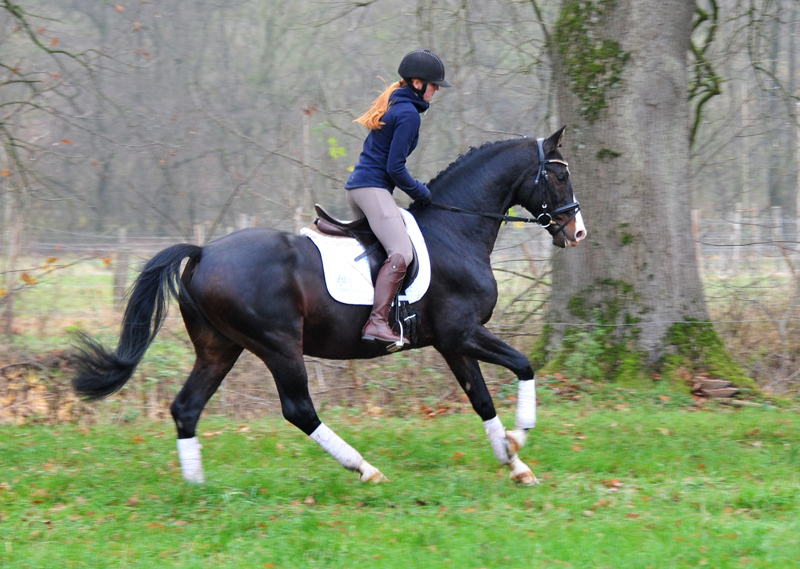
354,79,406,130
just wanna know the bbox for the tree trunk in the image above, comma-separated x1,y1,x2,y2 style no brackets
548,0,709,369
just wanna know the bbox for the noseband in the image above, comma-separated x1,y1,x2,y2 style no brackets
426,138,581,237
531,138,581,237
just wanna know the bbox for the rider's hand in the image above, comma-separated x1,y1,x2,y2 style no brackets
416,195,432,207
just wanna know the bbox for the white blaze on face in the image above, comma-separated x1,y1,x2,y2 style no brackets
573,210,587,243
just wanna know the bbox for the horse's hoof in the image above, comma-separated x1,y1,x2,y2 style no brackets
362,470,388,483
358,460,389,483
512,470,539,486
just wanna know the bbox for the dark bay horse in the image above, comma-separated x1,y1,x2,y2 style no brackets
73,127,586,486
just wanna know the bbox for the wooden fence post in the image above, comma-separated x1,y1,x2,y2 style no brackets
691,209,703,273
796,102,800,265
772,206,783,273
2,201,22,336
113,227,130,308
237,213,251,231
732,203,742,274
193,223,205,246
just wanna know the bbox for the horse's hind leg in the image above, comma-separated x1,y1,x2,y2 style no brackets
171,311,243,483
260,349,386,483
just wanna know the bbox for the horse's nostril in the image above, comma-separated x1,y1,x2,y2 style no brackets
575,230,586,241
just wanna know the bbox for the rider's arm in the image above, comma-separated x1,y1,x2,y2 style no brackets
385,111,430,202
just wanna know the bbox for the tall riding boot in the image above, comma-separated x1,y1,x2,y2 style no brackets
362,253,409,347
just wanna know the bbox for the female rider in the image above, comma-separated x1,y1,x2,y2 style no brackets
345,49,451,348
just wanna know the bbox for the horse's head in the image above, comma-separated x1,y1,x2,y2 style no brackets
516,127,586,248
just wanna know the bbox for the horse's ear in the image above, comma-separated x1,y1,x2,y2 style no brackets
543,125,567,154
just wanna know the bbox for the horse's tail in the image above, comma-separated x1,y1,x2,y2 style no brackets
72,243,202,401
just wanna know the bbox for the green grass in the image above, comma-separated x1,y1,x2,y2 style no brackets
1,400,799,568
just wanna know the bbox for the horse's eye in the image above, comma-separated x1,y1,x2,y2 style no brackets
557,174,566,183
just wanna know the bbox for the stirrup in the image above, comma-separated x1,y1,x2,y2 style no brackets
385,312,414,353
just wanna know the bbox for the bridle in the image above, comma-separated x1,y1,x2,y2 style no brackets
427,138,581,237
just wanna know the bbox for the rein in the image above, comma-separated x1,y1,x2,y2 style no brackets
427,138,580,235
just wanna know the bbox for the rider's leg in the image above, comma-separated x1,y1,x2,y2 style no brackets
346,188,413,345
346,187,413,266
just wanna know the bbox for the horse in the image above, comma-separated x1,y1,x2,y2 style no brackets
72,127,586,486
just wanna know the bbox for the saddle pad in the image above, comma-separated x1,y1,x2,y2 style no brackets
300,209,431,305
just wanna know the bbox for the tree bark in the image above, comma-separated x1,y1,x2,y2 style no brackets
549,0,707,362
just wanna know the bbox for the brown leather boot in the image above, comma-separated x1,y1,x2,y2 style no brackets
362,253,409,348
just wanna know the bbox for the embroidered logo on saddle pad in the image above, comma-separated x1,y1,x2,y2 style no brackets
300,209,431,306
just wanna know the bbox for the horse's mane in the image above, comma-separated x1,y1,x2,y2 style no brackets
427,138,527,190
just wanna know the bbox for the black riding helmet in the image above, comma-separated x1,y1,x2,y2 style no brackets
398,49,451,99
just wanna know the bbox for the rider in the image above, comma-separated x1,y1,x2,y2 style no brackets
345,49,451,348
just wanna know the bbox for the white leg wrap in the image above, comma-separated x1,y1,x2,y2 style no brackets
506,379,536,454
516,379,537,430
310,423,363,471
177,436,205,484
483,416,511,465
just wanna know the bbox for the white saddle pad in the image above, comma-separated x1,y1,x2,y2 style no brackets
300,209,431,306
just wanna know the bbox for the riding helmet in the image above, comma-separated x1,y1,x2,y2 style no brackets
398,50,452,88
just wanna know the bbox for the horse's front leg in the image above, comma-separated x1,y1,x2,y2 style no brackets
456,325,539,456
439,351,538,486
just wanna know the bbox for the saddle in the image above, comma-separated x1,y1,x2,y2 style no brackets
313,204,419,291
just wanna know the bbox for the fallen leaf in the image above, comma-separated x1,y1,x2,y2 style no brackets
452,451,465,460
51,38,58,46
115,4,124,11
1,169,10,177
658,428,670,436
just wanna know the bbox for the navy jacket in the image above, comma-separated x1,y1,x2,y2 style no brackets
345,86,431,201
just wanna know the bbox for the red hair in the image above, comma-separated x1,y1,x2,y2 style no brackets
354,79,407,130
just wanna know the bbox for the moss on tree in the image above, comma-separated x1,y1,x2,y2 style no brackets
659,320,757,392
537,284,756,393
554,0,630,123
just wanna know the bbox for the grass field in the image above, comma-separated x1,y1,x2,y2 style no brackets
1,394,799,568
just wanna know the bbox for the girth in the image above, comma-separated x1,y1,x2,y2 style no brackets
313,204,420,291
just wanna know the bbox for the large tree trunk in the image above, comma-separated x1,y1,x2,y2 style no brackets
549,0,708,366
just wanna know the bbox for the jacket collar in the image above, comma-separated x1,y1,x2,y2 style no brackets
389,85,430,113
